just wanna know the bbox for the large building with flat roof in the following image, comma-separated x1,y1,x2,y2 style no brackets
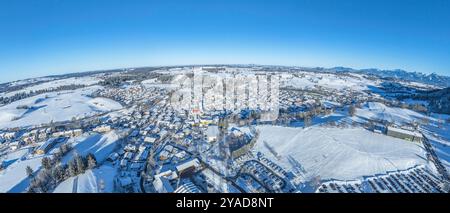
387,126,423,143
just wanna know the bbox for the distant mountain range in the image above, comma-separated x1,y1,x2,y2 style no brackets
2,65,450,91
327,67,450,88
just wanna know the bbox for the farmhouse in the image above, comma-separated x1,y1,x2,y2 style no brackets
35,137,67,155
387,126,423,143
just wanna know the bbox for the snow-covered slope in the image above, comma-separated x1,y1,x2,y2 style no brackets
253,126,428,181
0,155,43,192
53,164,116,193
0,86,122,129
281,72,379,91
0,131,121,193
420,113,450,171
356,102,432,125
1,76,101,98
63,130,123,164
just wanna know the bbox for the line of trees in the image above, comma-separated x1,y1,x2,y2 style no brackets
99,72,174,87
67,153,97,177
0,84,86,105
27,144,98,193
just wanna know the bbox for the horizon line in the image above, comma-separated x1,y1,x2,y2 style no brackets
2,63,449,85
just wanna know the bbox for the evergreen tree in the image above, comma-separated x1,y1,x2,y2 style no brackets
27,186,37,193
52,165,65,183
68,158,78,177
54,151,62,162
86,153,97,169
58,144,65,154
59,143,72,156
41,157,52,170
26,166,34,178
75,154,86,174
29,177,40,193
37,171,51,193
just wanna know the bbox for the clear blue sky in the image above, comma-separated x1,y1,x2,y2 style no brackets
1,0,449,83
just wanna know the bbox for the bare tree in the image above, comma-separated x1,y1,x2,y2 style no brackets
349,105,356,117
304,115,312,128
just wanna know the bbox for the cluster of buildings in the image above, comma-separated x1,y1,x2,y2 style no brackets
227,127,257,158
231,151,298,193
94,84,159,106
1,66,446,193
152,158,203,193
35,137,68,155
92,84,210,193
0,126,83,154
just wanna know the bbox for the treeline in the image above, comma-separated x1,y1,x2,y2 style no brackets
26,143,98,193
0,84,86,105
99,75,139,87
99,71,174,87
403,87,450,114
399,102,428,113
99,71,158,87
416,87,450,114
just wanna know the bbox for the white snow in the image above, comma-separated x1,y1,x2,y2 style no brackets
420,114,450,171
0,147,29,163
356,102,432,125
0,86,122,129
63,130,124,164
141,78,158,84
403,98,429,106
53,164,117,193
6,77,57,87
202,168,235,193
1,76,101,98
0,155,43,192
0,130,122,193
253,125,428,181
53,131,122,193
387,126,423,138
282,72,379,92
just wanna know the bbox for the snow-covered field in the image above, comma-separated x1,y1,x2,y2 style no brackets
0,86,122,129
356,102,432,125
253,125,428,181
63,130,124,164
281,72,379,91
0,147,29,165
53,164,117,193
1,76,102,98
0,155,43,192
5,77,58,87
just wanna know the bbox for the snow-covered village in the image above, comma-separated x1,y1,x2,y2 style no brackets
1,65,449,193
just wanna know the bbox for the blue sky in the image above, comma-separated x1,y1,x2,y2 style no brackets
0,0,449,83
